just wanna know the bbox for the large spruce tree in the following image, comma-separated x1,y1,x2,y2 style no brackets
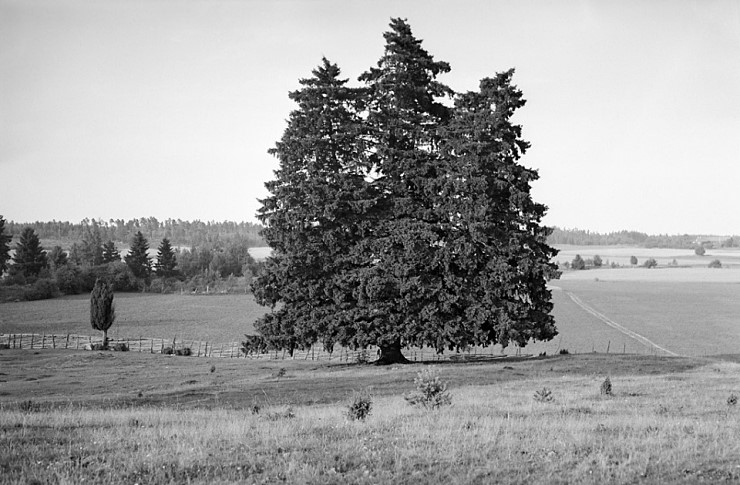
253,19,559,363
125,231,151,279
252,58,370,353
12,227,48,277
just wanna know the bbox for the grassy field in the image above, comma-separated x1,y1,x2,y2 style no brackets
0,293,262,343
555,245,740,269
2,350,740,484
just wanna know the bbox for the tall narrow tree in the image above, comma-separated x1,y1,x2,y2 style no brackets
252,58,370,353
125,231,151,279
154,237,178,277
12,227,48,277
437,71,558,349
90,278,115,348
102,240,121,264
0,215,11,275
348,18,454,363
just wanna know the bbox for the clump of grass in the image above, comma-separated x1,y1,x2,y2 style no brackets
274,368,286,380
404,368,452,409
533,387,554,403
346,390,372,421
17,400,40,413
727,394,738,407
600,377,613,396
210,365,216,373
264,407,295,421
250,403,261,415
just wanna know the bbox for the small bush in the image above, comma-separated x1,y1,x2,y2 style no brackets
18,400,40,413
404,368,452,409
643,258,657,269
90,343,108,351
250,403,261,415
708,259,722,268
162,347,174,355
274,368,286,379
112,342,129,352
210,365,216,373
600,377,612,396
533,387,554,403
264,407,295,421
728,394,738,407
175,347,192,356
559,349,570,355
25,278,59,301
346,390,373,421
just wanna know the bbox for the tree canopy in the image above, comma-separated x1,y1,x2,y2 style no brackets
12,227,48,277
154,237,178,277
90,278,115,347
252,18,559,363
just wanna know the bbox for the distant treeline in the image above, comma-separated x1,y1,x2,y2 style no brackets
548,227,737,249
4,218,265,249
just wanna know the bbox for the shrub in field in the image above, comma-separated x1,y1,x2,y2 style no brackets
630,255,638,265
162,347,175,355
346,390,373,421
559,349,570,355
708,259,722,268
175,347,192,356
571,254,586,270
727,394,738,407
695,245,706,256
24,278,59,301
405,368,452,409
600,377,612,396
643,258,657,268
111,343,129,351
533,387,554,403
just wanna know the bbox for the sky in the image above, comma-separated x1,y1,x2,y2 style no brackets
2,0,739,235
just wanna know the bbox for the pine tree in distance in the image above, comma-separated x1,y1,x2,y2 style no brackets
125,231,151,279
253,18,559,364
0,215,12,275
90,278,115,348
155,237,178,277
102,240,121,264
12,227,48,277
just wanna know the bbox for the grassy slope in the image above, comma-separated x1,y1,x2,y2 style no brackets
2,350,739,484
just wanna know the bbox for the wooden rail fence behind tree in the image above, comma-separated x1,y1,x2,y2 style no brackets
0,333,563,361
3,333,664,360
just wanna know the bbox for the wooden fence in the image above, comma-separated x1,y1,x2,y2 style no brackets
0,333,531,362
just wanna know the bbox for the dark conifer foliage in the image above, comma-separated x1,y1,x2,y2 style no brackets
155,237,178,277
252,58,370,353
90,278,115,347
254,19,559,363
102,240,121,264
0,215,11,275
12,227,48,277
125,231,151,279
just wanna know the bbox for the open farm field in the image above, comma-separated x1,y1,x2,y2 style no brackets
555,245,740,269
2,350,740,484
555,279,740,357
0,294,262,343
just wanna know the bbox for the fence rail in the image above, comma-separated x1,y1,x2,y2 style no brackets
0,333,538,362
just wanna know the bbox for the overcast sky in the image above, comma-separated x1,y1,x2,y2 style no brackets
2,0,739,235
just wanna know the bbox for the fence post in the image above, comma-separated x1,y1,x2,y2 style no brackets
30,334,34,349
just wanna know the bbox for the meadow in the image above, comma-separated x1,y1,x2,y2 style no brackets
3,245,740,483
2,350,740,484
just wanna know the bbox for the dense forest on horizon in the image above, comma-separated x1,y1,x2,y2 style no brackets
4,218,264,249
548,227,738,249
5,219,737,251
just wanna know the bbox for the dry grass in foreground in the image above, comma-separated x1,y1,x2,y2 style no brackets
1,352,740,484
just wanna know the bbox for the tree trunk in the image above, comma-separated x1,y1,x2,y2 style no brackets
103,330,108,349
375,341,410,365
